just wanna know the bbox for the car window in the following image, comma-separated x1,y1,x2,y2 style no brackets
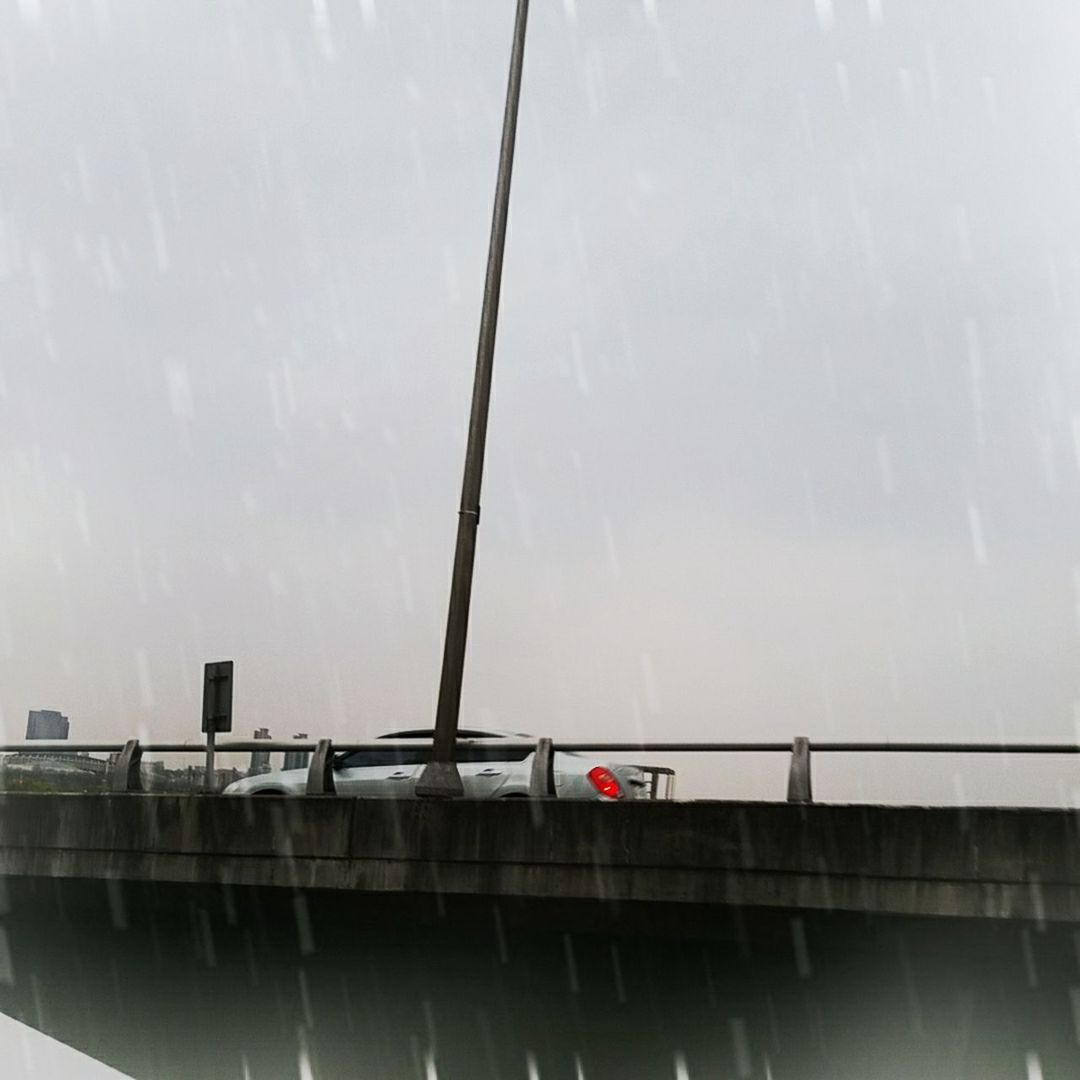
335,747,430,769
378,728,502,740
343,730,532,766
336,742,530,766
456,743,532,763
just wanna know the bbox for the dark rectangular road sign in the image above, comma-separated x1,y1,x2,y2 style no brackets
201,661,233,734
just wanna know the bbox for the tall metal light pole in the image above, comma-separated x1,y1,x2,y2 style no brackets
417,0,530,798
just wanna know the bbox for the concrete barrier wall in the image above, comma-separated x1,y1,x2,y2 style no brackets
0,794,1076,921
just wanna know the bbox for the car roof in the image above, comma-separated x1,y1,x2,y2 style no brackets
378,728,531,740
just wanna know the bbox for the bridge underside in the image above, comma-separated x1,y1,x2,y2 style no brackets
0,793,1077,921
0,878,1077,1080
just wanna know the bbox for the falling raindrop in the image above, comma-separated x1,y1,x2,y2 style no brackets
875,434,894,496
298,970,315,1028
610,944,626,1003
148,209,170,273
106,880,128,930
835,63,852,112
28,249,51,309
294,894,315,956
731,1019,752,1078
981,76,999,124
135,648,155,709
298,1030,315,1080
17,0,42,24
198,909,217,969
311,0,335,59
966,320,984,445
641,653,661,715
75,489,91,546
956,204,973,264
791,917,812,978
1069,988,1080,1043
493,904,509,964
966,501,989,566
602,516,620,578
564,934,580,994
0,929,13,987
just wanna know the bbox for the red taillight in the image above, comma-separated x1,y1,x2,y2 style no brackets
587,766,624,800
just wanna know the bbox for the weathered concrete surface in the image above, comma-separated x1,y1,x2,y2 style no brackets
7,882,1077,1079
0,794,1076,921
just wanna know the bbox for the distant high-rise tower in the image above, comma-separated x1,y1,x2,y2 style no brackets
249,728,272,776
283,734,310,773
26,710,69,740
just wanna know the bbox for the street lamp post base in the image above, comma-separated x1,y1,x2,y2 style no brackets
416,760,465,799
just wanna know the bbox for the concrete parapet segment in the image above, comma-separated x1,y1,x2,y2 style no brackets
0,795,1075,921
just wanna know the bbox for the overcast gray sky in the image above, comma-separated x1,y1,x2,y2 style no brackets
2,0,1080,800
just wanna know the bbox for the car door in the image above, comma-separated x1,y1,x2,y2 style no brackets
457,740,532,798
333,747,425,797
371,728,511,798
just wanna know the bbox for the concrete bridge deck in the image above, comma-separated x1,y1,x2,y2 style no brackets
0,793,1074,922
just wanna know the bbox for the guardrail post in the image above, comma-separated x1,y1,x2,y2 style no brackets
306,739,336,796
111,740,143,793
528,737,555,798
787,737,812,804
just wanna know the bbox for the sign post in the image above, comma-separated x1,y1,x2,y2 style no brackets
201,660,233,793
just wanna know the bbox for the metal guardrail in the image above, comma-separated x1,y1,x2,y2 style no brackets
4,737,1080,801
14,739,1080,755
638,765,676,801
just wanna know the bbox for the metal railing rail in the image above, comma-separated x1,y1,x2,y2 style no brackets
3,737,1080,800
638,765,676,801
10,739,1080,754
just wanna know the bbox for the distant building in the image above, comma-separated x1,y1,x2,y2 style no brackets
4,753,106,776
26,710,69,741
283,734,310,773
215,767,241,788
249,728,272,776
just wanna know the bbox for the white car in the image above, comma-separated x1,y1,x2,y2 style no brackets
223,728,650,800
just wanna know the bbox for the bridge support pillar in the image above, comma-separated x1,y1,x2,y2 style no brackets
111,740,143,793
787,737,812,804
528,738,555,797
306,739,336,796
